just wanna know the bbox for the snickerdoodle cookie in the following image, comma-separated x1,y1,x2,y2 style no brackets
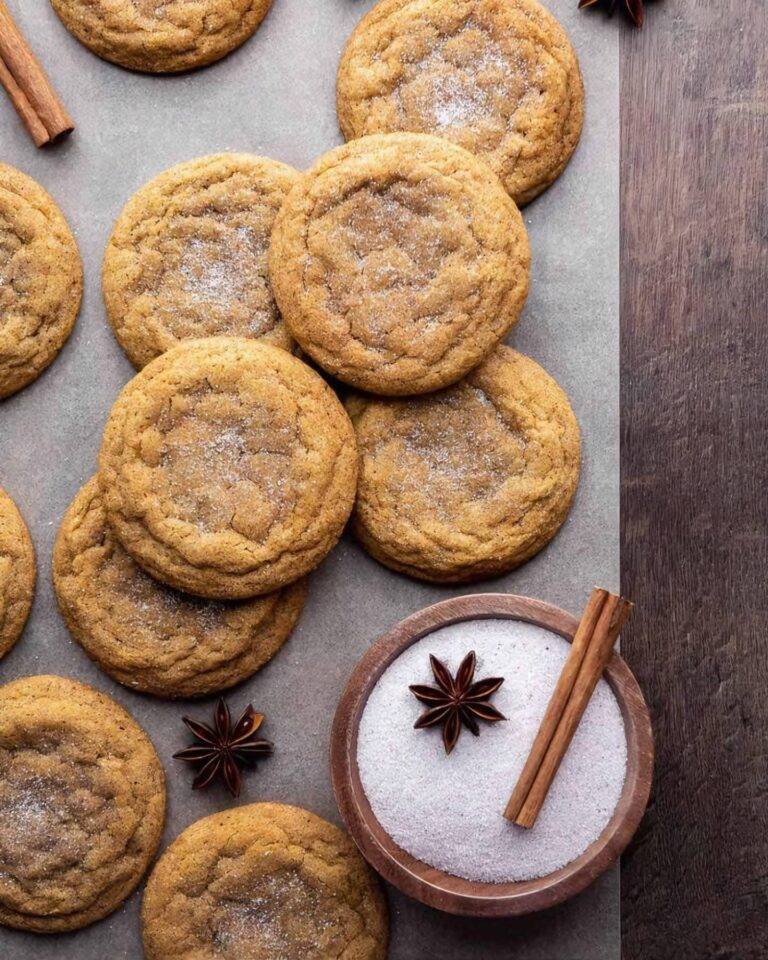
0,675,165,933
98,338,357,600
0,487,35,661
349,346,580,582
269,132,530,396
50,0,273,73
142,803,389,960
0,164,82,400
337,0,584,206
54,478,307,698
103,154,299,369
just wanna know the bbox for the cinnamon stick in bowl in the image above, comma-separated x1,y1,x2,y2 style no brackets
504,587,634,828
0,0,73,146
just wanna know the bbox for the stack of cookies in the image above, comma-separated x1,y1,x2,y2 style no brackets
92,109,581,608
54,337,357,697
269,132,581,584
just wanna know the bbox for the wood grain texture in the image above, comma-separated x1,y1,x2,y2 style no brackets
331,594,654,918
620,2,768,957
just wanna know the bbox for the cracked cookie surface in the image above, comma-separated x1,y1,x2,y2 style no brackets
98,338,358,599
50,0,273,73
0,163,82,400
349,346,580,582
0,487,35,661
142,803,389,960
0,674,166,932
54,478,307,698
269,132,530,396
103,154,299,369
337,0,584,206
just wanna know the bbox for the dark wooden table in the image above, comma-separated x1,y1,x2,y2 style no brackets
621,2,768,957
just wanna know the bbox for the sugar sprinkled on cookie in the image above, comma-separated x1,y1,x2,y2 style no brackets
349,346,581,581
54,478,306,697
50,0,273,73
141,804,389,960
0,486,35,661
270,133,530,396
104,154,298,368
337,0,584,205
0,164,82,399
0,675,166,933
98,338,358,599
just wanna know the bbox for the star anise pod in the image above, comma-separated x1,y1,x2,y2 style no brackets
409,651,506,754
173,699,273,797
579,0,645,28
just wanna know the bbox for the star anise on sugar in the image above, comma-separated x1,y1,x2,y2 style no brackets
409,651,506,755
578,0,645,28
173,698,273,797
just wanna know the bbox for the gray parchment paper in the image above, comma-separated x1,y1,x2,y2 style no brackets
0,2,619,957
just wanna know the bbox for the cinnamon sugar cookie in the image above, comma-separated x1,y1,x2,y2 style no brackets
0,163,82,399
98,338,357,600
142,803,389,960
0,487,35,661
269,133,530,395
349,346,580,582
0,675,165,933
50,0,273,73
337,0,584,205
103,154,299,369
54,478,307,698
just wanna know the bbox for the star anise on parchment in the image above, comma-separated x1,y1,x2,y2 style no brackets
409,651,506,754
173,699,273,797
579,0,645,28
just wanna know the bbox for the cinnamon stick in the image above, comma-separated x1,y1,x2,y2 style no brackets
0,53,47,146
503,587,609,822
0,1,73,146
505,588,633,829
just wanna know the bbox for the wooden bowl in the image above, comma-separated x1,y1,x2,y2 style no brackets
331,593,654,917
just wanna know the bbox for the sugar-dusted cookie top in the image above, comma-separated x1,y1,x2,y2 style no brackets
349,346,581,582
54,478,306,697
142,803,389,960
337,0,584,205
98,338,358,599
0,675,165,932
0,163,82,399
103,154,299,368
269,133,530,396
0,487,35,661
50,0,273,73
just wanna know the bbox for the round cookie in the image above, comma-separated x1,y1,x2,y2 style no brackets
0,163,82,400
103,154,299,369
0,675,166,933
142,803,389,960
269,133,530,396
349,346,580,582
337,0,584,206
50,0,273,74
98,337,358,600
54,478,307,698
0,487,35,661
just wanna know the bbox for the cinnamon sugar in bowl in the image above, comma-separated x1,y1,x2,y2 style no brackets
331,594,653,917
